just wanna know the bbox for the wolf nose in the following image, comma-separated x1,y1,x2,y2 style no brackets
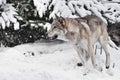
52,35,58,40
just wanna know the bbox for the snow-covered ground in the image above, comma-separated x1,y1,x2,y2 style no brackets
0,39,120,80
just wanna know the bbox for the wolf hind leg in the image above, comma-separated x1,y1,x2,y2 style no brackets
99,36,110,69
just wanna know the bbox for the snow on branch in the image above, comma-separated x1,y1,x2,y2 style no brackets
33,0,52,18
0,0,22,30
33,0,120,23
0,0,6,5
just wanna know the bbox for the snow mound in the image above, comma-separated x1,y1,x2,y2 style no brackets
0,40,120,80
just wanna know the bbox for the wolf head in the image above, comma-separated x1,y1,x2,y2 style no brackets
47,15,66,40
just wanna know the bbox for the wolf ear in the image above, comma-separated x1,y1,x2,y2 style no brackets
55,14,59,19
55,14,65,25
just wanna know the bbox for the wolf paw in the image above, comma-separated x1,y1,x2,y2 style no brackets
106,66,109,69
77,63,83,66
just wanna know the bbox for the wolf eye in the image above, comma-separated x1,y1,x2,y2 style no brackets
54,26,57,28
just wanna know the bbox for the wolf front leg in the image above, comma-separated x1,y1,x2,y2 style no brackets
88,38,96,68
73,44,86,66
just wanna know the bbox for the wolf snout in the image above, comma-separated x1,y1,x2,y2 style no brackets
46,33,58,40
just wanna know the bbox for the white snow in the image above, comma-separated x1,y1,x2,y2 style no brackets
44,23,51,31
14,22,20,30
0,0,6,5
33,0,120,23
33,0,52,17
0,39,120,80
0,17,6,29
0,0,120,79
0,3,21,30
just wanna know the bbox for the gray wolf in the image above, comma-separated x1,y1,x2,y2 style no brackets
47,15,110,70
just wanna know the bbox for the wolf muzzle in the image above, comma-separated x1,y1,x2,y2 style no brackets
47,33,58,40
